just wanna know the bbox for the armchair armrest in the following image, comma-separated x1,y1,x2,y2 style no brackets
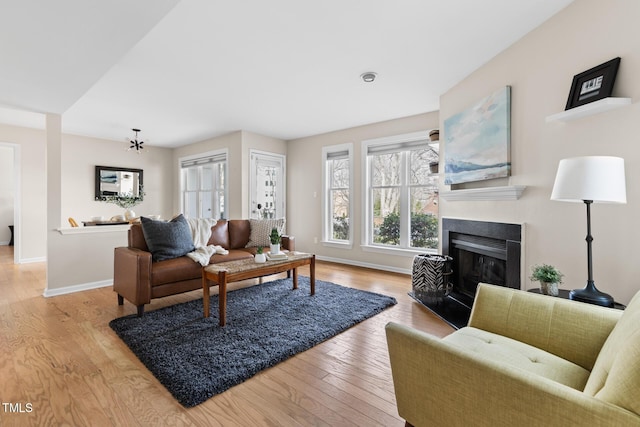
282,235,295,252
113,247,152,310
469,283,622,370
385,322,639,427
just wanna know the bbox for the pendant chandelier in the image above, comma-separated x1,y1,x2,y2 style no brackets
127,128,146,153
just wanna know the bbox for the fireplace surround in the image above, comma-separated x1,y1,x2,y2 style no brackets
442,218,522,307
410,218,523,328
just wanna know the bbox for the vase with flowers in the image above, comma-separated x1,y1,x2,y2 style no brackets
100,186,145,220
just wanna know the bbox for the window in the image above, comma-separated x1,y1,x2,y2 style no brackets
322,144,353,245
180,150,227,219
364,132,438,251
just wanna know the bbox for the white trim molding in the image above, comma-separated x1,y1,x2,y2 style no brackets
43,279,112,297
316,254,411,275
440,185,526,201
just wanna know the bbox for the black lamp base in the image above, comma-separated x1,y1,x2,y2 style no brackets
569,284,614,307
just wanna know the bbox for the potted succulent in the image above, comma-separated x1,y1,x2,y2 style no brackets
530,264,563,296
269,227,282,255
255,246,266,263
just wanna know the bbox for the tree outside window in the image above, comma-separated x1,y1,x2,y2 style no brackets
368,139,438,250
323,145,353,244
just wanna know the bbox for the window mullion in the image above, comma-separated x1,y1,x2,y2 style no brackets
399,151,410,248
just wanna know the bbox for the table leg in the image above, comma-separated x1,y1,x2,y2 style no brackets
310,254,316,295
292,268,298,290
203,274,210,318
219,271,227,327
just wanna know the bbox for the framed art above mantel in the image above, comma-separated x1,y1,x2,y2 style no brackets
444,86,511,186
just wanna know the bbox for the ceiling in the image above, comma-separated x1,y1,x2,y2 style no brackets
0,0,573,148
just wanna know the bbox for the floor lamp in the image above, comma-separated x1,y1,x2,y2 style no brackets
550,156,627,307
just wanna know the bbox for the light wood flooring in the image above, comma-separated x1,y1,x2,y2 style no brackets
0,245,453,426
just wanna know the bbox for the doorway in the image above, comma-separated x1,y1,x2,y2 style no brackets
249,150,285,219
0,142,19,264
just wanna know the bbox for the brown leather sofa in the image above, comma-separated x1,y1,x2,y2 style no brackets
113,219,295,316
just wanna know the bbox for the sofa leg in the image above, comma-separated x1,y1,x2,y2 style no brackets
117,294,124,306
137,305,144,317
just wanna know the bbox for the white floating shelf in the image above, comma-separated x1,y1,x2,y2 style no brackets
440,185,526,202
546,97,631,122
57,225,131,235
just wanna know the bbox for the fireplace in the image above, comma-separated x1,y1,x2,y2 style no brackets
442,218,522,308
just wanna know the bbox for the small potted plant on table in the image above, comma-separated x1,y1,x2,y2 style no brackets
269,227,282,255
530,264,563,296
255,246,266,263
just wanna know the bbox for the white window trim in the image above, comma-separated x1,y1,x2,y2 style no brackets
361,130,438,256
178,148,228,219
321,143,354,248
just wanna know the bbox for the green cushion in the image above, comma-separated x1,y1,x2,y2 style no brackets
584,291,640,416
140,214,195,262
444,327,590,390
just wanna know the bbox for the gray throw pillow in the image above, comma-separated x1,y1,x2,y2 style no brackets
140,214,195,262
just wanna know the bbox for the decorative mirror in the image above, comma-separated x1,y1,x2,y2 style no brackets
95,165,143,201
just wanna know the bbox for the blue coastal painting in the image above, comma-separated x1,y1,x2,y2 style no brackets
444,86,511,185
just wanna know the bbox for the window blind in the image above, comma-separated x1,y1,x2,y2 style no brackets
180,153,226,168
366,139,429,156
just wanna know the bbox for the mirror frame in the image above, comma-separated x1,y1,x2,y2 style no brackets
95,165,144,201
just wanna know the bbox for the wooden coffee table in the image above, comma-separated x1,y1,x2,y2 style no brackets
202,252,315,326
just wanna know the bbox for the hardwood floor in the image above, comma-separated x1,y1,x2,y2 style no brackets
0,245,453,426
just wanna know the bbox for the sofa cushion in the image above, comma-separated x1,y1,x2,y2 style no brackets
140,214,195,262
584,291,640,416
246,218,285,247
208,219,230,248
150,255,202,286
444,327,591,391
228,220,251,249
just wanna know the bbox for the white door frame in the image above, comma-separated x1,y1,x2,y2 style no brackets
249,149,286,220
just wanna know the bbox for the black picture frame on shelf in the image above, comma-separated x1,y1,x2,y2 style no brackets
565,57,621,110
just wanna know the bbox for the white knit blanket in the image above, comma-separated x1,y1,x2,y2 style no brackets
185,218,229,266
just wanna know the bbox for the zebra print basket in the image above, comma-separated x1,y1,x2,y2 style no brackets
412,254,453,305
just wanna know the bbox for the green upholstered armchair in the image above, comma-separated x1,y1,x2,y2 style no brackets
386,283,640,427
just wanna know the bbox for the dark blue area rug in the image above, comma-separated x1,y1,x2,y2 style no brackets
109,276,397,407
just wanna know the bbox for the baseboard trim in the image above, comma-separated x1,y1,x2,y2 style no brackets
315,255,411,275
18,256,46,264
43,279,112,298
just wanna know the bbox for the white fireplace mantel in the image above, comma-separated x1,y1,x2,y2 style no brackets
440,185,526,201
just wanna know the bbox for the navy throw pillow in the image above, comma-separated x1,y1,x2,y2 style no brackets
140,214,195,262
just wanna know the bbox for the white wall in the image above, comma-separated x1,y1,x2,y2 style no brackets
287,112,439,273
62,133,174,222
45,129,174,293
439,0,640,304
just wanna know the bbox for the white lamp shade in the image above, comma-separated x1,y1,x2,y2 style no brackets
551,156,626,203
